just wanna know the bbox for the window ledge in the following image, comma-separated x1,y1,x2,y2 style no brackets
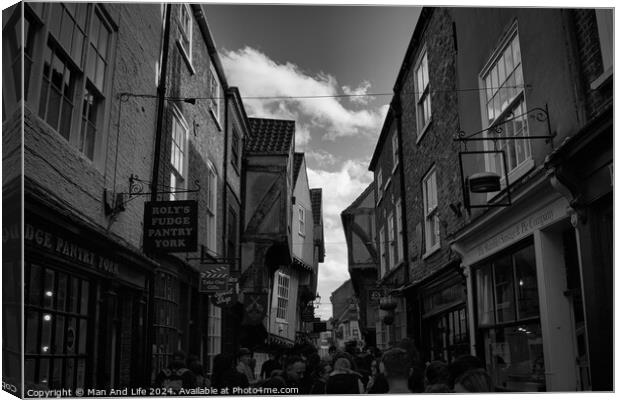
176,40,196,75
590,68,613,90
416,117,433,145
423,243,441,260
210,108,222,131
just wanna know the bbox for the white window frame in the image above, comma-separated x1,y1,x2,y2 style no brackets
298,206,306,236
422,167,440,257
414,46,432,141
32,3,114,167
206,163,218,252
480,25,533,188
177,3,193,65
207,302,222,372
392,131,399,171
209,64,221,125
396,199,404,263
169,105,189,201
276,272,290,322
387,211,395,270
592,9,613,88
379,227,386,277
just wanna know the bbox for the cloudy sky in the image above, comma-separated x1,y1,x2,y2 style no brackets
204,4,421,319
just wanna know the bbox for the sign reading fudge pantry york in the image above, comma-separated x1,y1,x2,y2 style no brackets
143,200,198,253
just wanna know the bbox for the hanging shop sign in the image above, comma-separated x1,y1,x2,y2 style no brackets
211,290,237,308
301,305,315,322
313,322,327,333
242,292,268,325
199,264,229,293
143,200,198,253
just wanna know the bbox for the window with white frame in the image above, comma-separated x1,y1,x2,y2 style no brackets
392,132,399,168
595,10,613,74
206,164,217,252
379,227,386,277
276,272,290,320
388,212,395,270
414,47,431,138
423,167,440,255
209,65,220,122
481,27,530,177
177,4,192,64
396,199,404,263
169,107,188,200
207,302,222,372
298,206,306,236
37,3,113,163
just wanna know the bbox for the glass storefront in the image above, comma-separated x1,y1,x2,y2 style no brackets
25,263,91,390
475,242,545,391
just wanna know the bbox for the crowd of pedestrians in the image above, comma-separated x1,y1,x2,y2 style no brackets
154,339,496,394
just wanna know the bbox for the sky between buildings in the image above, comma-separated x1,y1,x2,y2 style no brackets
204,3,422,320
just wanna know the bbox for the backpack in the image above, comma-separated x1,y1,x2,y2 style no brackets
163,368,189,393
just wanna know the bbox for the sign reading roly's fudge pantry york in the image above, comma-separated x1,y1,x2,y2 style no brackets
143,200,198,253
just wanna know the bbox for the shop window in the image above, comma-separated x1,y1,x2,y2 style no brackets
481,26,531,178
428,307,469,362
152,271,179,383
422,167,440,255
169,106,188,200
24,264,90,390
207,302,221,373
414,46,431,139
475,243,545,391
276,272,290,321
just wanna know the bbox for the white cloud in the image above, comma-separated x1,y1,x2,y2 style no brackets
307,160,373,319
220,47,387,141
305,150,339,167
342,80,373,105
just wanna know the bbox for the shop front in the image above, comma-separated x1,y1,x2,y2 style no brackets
451,178,587,392
24,200,153,391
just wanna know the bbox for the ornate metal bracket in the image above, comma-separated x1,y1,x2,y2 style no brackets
454,104,554,145
105,174,201,216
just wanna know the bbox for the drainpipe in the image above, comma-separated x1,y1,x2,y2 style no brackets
222,90,229,260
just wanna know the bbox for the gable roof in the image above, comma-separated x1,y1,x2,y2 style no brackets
341,182,376,215
293,153,305,183
247,118,295,154
309,188,323,226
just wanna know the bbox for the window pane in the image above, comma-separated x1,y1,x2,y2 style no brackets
515,245,539,319
25,311,39,353
48,4,62,38
60,98,73,139
56,273,68,311
80,281,89,315
504,43,514,74
476,266,495,326
43,269,55,309
494,255,515,323
59,11,73,50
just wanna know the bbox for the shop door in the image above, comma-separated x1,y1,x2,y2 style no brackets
115,287,148,388
426,307,469,362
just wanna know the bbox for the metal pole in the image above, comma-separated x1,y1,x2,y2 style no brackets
151,3,172,202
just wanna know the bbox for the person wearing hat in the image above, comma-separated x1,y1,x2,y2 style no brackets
236,348,258,385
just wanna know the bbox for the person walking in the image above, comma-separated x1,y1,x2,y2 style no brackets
326,357,365,394
310,361,332,394
283,356,308,394
153,351,197,393
236,348,258,386
260,351,281,380
211,353,249,392
454,368,495,392
381,348,412,393
366,358,389,394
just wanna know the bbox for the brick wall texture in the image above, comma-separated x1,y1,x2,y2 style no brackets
399,8,465,283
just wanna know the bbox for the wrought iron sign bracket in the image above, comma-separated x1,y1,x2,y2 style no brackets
453,104,555,144
453,105,555,212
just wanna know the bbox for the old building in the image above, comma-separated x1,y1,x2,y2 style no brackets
368,106,409,349
448,7,613,392
3,2,245,391
329,280,360,349
391,7,470,363
341,182,379,348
